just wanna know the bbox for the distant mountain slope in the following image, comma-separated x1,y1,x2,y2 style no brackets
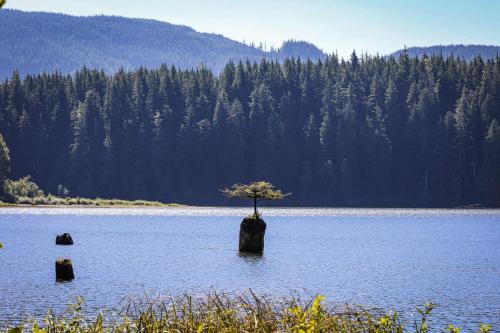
268,40,326,61
0,9,326,78
391,44,500,61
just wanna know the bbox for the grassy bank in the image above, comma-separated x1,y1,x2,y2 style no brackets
0,176,182,207
9,195,181,207
6,293,491,333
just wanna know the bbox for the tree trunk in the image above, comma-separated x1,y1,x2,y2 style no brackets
55,258,75,281
239,216,266,253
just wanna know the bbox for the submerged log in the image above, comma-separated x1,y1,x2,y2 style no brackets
239,216,266,253
56,233,73,245
55,258,74,281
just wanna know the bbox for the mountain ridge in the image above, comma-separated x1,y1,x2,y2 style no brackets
0,9,326,78
390,44,500,61
2,9,500,79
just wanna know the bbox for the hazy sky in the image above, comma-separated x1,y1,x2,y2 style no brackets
5,0,500,58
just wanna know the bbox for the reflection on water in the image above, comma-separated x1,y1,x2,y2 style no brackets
2,206,500,217
0,207,499,331
238,251,264,261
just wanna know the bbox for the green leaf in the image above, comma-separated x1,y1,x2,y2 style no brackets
8,326,22,333
478,324,491,333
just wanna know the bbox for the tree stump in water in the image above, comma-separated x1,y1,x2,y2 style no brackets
55,258,74,281
56,233,73,245
239,216,266,253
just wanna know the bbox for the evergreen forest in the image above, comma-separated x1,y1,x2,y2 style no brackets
1,52,500,206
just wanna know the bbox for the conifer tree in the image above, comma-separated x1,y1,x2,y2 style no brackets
0,133,10,198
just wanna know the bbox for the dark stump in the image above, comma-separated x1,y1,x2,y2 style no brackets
239,216,266,253
56,233,73,245
55,258,74,281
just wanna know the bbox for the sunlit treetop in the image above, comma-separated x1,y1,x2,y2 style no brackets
222,181,288,201
222,181,290,217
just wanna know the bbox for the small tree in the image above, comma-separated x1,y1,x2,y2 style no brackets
222,181,289,217
0,133,10,199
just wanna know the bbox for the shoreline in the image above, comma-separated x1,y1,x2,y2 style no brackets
0,204,498,210
0,203,185,208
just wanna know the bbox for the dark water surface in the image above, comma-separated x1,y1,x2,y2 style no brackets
0,207,499,331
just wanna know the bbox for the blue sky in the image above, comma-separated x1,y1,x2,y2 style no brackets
6,0,500,58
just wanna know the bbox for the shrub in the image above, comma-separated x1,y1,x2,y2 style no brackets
1,176,175,206
4,175,44,202
57,184,70,197
7,293,492,333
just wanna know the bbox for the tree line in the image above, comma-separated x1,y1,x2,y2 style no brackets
1,52,499,206
391,44,500,62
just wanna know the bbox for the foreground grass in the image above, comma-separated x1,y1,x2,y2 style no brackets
4,195,182,207
6,293,491,333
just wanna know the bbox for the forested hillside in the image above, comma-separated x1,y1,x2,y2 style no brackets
1,53,500,206
391,45,500,62
0,9,325,78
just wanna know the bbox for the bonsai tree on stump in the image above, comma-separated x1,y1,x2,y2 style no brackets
222,181,289,253
222,181,288,217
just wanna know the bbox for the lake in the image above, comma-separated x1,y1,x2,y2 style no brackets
0,207,499,331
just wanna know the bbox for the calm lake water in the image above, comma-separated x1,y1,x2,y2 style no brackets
0,207,499,331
